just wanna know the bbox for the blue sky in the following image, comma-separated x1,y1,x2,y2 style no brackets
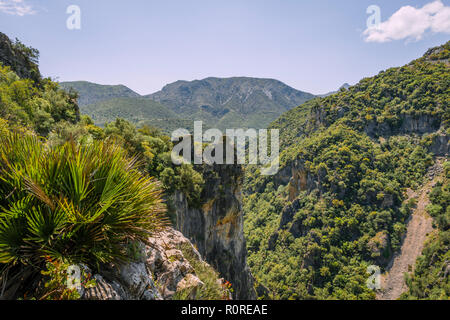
0,0,449,95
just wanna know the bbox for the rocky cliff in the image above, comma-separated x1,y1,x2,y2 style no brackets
172,163,256,300
81,228,231,300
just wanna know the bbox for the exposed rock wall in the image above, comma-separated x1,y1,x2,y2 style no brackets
173,163,256,300
82,228,222,300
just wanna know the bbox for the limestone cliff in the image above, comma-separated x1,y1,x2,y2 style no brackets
81,228,230,300
172,163,256,300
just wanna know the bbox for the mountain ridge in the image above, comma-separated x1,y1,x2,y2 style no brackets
60,81,141,106
63,77,316,130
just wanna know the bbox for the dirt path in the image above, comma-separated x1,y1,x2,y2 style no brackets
377,160,443,300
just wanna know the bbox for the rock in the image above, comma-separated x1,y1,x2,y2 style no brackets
145,229,205,299
173,162,256,300
176,274,204,299
429,133,449,156
118,262,161,300
81,227,222,300
83,275,123,300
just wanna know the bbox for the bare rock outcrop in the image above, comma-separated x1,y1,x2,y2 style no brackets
82,228,220,300
173,163,256,300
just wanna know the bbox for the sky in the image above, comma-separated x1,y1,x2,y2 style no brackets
0,0,449,95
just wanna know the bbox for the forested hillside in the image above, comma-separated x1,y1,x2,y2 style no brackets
0,33,230,300
60,81,140,106
147,77,315,130
244,41,449,300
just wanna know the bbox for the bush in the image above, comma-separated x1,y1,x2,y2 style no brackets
0,130,168,297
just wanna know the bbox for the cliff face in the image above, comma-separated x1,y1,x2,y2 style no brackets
172,163,256,300
82,228,230,300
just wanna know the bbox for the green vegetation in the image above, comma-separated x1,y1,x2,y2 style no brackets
173,243,232,300
0,65,79,135
38,257,97,300
147,77,315,130
272,41,449,150
60,81,140,106
65,77,315,132
48,117,205,211
244,42,449,300
79,97,182,133
0,127,167,297
401,161,449,300
0,36,215,300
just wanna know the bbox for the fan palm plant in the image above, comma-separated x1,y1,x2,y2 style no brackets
0,129,168,297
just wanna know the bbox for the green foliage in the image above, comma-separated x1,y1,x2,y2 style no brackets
273,41,450,150
243,42,449,300
60,81,140,106
173,243,232,300
0,129,168,270
80,97,180,132
49,118,205,209
245,125,433,299
401,161,450,299
37,257,96,300
0,65,80,135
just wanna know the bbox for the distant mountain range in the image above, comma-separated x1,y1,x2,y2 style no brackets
60,81,140,106
60,78,315,132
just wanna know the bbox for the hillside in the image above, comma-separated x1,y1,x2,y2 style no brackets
243,41,449,300
80,97,180,130
0,33,247,301
0,32,41,83
146,77,315,129
60,81,140,106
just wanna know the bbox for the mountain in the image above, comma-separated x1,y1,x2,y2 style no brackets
146,77,316,129
60,81,141,106
80,97,182,131
317,83,351,97
65,77,315,131
243,41,449,300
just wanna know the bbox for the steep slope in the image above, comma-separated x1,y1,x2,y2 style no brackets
243,41,449,300
0,32,41,83
79,97,180,129
377,161,443,300
173,162,256,300
60,81,140,106
146,77,315,129
272,42,449,150
0,34,79,136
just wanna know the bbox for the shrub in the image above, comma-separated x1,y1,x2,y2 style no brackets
0,130,168,297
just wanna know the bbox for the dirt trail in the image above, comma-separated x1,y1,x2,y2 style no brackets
377,160,443,300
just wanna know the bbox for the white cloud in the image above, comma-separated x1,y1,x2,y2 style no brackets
0,0,36,16
363,0,450,43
